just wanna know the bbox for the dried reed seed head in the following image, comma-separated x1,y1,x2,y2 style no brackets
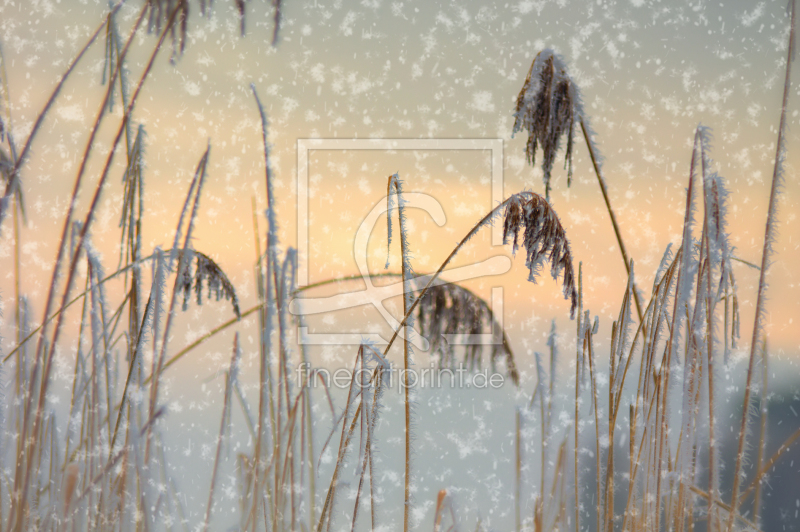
145,0,189,55
176,248,240,318
513,49,578,200
502,192,578,317
145,0,250,56
415,282,519,384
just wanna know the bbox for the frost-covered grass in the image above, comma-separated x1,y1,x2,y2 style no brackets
0,1,798,531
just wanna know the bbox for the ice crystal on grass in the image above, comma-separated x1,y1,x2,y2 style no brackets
175,248,240,318
415,282,519,384
513,49,579,200
502,192,577,317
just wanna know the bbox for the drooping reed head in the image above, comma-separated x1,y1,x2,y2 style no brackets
144,0,254,58
513,49,579,200
502,192,578,317
415,282,519,385
176,248,241,318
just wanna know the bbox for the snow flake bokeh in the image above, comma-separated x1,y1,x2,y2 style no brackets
1,0,799,530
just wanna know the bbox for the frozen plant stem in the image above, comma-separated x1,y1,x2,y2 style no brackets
0,0,128,236
579,117,643,322
10,5,156,529
202,334,240,532
574,263,582,532
387,175,414,532
753,342,769,524
515,409,521,532
727,2,795,530
249,83,280,532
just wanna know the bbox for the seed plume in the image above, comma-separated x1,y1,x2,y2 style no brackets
175,248,241,318
513,49,579,200
502,192,577,317
415,281,519,384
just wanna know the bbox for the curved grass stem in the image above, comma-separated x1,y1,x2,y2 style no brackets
579,117,643,323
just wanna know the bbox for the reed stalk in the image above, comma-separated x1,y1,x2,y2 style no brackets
727,3,795,530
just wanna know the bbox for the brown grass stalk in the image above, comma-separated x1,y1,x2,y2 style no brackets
753,343,769,523
737,425,800,506
246,83,280,532
351,365,382,532
386,175,415,532
12,9,178,528
727,3,795,530
574,262,583,532
433,489,447,532
579,118,644,323
202,334,240,532
586,327,602,532
317,352,364,532
516,408,522,532
0,0,129,234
